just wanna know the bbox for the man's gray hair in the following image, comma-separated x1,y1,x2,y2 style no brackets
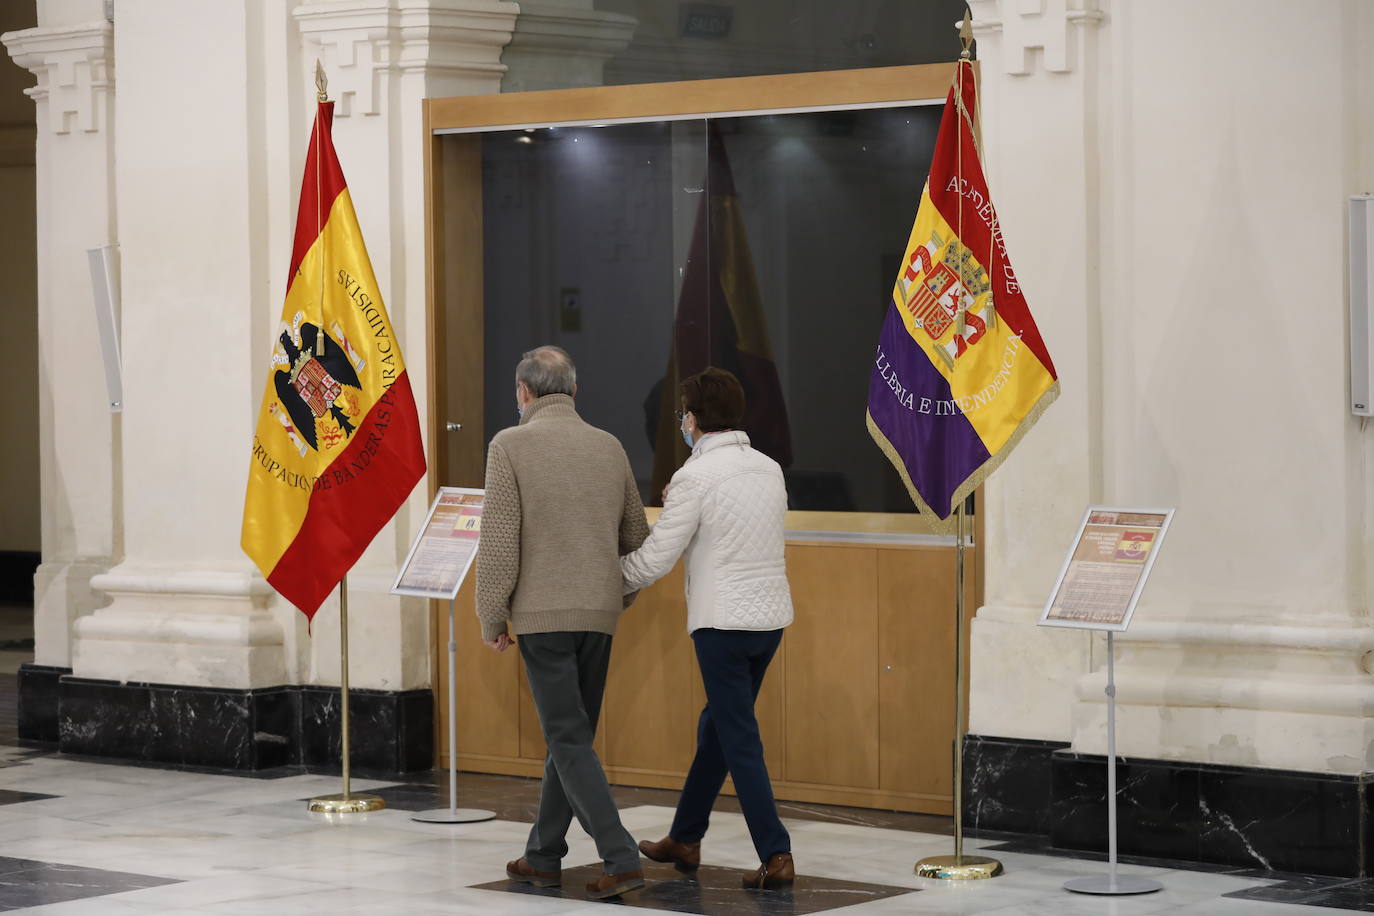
516,345,577,397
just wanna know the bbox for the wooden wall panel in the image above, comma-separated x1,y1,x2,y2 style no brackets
604,565,699,774
782,545,880,789
428,64,957,132
450,575,521,762
877,548,950,799
439,133,485,490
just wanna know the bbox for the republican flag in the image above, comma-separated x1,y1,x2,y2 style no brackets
866,60,1058,519
650,122,792,497
242,100,426,619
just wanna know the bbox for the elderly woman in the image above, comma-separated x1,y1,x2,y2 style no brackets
620,367,795,890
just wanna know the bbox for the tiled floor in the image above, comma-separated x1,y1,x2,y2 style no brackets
0,756,1363,914
0,599,1368,913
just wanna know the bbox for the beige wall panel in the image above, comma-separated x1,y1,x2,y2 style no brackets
782,545,879,789
876,546,974,798
451,576,521,762
604,565,699,773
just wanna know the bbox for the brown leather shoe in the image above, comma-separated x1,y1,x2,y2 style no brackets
742,853,795,889
639,835,701,871
585,869,645,899
506,857,561,888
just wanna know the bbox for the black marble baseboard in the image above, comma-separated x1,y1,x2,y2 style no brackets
964,734,1374,878
1050,750,1370,878
298,685,432,775
17,664,67,745
55,678,431,776
0,551,38,605
962,734,1069,836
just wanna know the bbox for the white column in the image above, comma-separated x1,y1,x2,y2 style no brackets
501,0,635,93
968,0,1374,776
294,0,517,691
70,0,288,689
1071,0,1374,774
3,4,118,670
966,0,1106,743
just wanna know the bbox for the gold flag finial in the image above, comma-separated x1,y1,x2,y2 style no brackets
315,60,328,102
959,10,974,59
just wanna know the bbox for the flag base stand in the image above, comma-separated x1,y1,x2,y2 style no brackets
309,792,385,815
1064,875,1163,896
411,808,495,824
915,855,1004,880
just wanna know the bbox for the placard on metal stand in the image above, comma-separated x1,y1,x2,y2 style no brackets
1039,506,1176,896
392,487,495,825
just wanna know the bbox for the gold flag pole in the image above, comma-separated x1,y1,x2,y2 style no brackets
309,575,386,813
915,12,1003,881
301,65,384,815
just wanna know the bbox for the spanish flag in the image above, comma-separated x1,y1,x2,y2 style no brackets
241,100,426,619
866,60,1058,520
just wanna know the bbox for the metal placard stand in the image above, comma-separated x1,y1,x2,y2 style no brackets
393,487,495,825
1040,506,1175,896
1060,629,1160,896
412,594,495,825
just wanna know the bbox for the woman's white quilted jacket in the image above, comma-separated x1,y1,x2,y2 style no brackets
620,430,794,633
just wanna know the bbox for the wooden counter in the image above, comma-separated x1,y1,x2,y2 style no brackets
440,536,976,815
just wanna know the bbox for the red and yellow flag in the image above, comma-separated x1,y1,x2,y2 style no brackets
242,101,425,619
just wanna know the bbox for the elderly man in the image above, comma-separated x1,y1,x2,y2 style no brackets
476,345,649,900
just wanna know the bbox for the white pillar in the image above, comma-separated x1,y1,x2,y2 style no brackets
3,4,118,671
70,0,287,689
1070,0,1374,774
501,0,635,93
967,0,1374,776
966,0,1106,743
294,0,518,691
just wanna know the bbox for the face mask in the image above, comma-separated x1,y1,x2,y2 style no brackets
681,413,695,449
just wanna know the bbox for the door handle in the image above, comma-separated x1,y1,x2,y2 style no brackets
446,421,463,432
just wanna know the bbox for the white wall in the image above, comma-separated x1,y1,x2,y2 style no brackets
8,0,517,691
969,0,1374,774
8,0,1373,778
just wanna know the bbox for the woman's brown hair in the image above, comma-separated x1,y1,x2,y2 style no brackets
681,367,746,433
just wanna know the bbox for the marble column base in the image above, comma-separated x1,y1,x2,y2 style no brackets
298,686,433,774
962,733,1069,835
17,663,67,745
963,734,1374,878
54,678,433,776
1050,750,1370,877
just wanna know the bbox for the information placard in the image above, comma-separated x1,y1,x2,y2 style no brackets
1038,506,1175,632
391,487,484,600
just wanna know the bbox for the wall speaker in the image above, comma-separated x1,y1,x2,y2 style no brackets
1352,196,1373,416
87,245,123,413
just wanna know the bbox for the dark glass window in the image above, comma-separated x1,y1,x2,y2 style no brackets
502,1,971,90
480,104,941,511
